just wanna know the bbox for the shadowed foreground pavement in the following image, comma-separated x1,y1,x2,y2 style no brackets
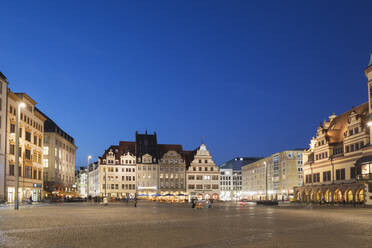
0,201,371,248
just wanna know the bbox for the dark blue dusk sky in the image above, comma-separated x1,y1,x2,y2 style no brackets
1,1,372,167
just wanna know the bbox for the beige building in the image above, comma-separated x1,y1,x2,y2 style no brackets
294,53,372,205
186,143,219,200
39,110,77,197
0,72,8,202
242,150,303,201
158,145,186,196
6,91,45,202
96,141,137,198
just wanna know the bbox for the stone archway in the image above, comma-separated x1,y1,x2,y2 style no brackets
324,190,332,203
357,189,365,203
333,189,342,203
316,190,322,202
344,189,353,203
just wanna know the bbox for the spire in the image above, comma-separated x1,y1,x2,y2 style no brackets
369,51,372,67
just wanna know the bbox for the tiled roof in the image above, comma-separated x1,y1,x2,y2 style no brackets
327,102,368,144
158,144,183,157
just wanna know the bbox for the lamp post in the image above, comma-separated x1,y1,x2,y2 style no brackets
14,102,25,210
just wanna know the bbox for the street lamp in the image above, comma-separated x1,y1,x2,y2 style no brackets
14,102,25,210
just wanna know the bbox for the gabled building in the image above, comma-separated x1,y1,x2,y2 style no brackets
186,143,220,200
158,144,186,196
294,53,372,205
97,141,136,199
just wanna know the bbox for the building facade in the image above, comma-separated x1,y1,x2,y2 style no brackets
76,167,88,197
242,150,303,201
158,145,186,197
136,132,159,196
98,142,137,199
186,143,219,200
294,54,372,205
219,157,261,201
0,72,8,202
39,110,77,197
6,91,46,202
87,162,100,197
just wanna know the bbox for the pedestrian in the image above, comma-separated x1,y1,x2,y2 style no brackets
134,198,137,208
208,199,211,208
191,198,195,208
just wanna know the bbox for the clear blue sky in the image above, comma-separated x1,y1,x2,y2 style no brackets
1,1,372,167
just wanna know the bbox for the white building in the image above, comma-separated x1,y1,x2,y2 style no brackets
77,167,88,197
87,162,100,197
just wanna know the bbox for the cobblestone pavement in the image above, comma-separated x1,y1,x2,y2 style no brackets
0,201,371,248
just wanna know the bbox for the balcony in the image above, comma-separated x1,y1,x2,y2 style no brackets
356,173,372,181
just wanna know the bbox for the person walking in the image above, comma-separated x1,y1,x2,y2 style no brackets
191,198,196,208
134,198,137,208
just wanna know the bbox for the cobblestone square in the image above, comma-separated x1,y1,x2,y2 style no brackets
0,202,371,248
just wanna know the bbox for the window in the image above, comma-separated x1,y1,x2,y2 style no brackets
336,168,345,180
10,124,15,133
9,164,14,176
43,147,49,155
349,129,354,136
204,160,208,163
188,175,195,180
196,184,203,189
313,173,320,183
10,144,14,155
25,149,31,160
33,135,37,145
350,167,356,179
346,146,349,153
196,175,202,180
305,174,312,183
323,171,331,182
188,184,195,189
25,166,32,178
354,127,359,134
43,159,48,168
199,160,202,163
